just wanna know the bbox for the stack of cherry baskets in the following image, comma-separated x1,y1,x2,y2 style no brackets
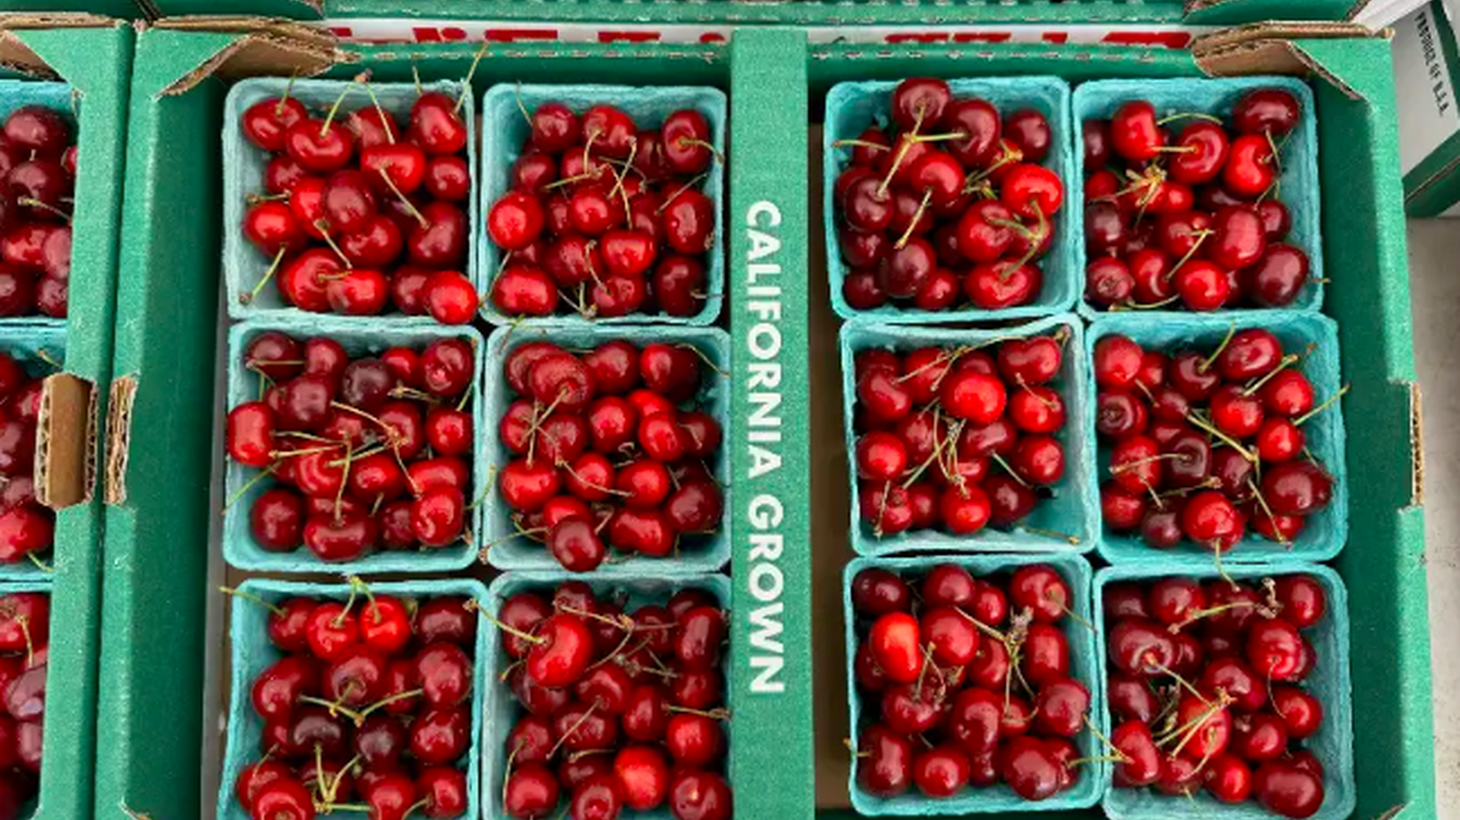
834,77,1065,313
486,100,717,319
1083,87,1313,311
853,333,1072,540
231,587,477,820
0,104,77,318
226,331,477,561
850,564,1091,803
1093,329,1339,552
495,339,724,571
238,80,479,323
497,582,732,820
1103,575,1333,818
0,593,48,820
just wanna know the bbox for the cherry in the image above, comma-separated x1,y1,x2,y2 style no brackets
1224,135,1276,198
1233,88,1301,137
998,736,1061,800
1271,686,1323,738
1110,100,1164,162
1020,623,1070,686
504,764,559,819
1181,490,1241,546
1261,461,1332,516
615,745,671,811
1034,677,1089,737
524,613,592,687
669,770,732,820
1254,761,1324,819
251,778,316,820
912,745,970,798
1093,335,1143,390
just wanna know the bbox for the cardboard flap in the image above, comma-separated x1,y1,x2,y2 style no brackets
104,375,135,507
1186,0,1374,22
35,373,95,511
1192,22,1377,99
1409,380,1424,508
0,14,121,79
146,16,349,96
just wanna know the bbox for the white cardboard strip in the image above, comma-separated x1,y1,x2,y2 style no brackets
1393,3,1460,174
323,19,1210,49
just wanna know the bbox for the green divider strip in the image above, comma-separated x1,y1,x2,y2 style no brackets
728,27,816,820
93,28,230,820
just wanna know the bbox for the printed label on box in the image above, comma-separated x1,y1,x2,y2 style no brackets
1394,4,1460,173
324,19,1207,49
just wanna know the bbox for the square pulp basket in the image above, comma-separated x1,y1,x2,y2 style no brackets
841,315,1098,556
844,553,1104,814
479,83,727,327
824,77,1077,323
0,324,64,581
221,317,486,573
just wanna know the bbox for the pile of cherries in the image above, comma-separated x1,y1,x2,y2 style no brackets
495,339,724,571
0,104,75,318
0,593,47,820
1093,330,1339,553
486,100,717,320
225,331,476,562
1103,574,1331,818
1083,87,1313,311
232,587,477,820
238,81,479,323
851,563,1091,803
497,581,732,820
834,77,1065,314
851,333,1070,540
0,350,52,567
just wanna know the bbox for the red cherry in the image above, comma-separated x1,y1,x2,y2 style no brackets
489,191,545,250
868,612,922,684
615,745,671,811
1253,761,1324,819
1110,100,1164,162
1233,88,1302,136
503,764,559,819
1093,335,1143,390
1223,135,1276,198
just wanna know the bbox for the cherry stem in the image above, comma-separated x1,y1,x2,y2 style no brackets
16,197,70,224
242,246,289,305
893,189,933,250
223,463,278,512
332,440,355,521
352,688,423,725
513,82,533,128
456,41,488,115
1157,112,1223,126
347,575,382,624
675,136,725,165
1165,229,1214,280
1047,592,1095,632
1293,384,1349,426
482,612,546,645
375,166,428,229
1185,412,1258,463
1110,452,1186,475
319,74,367,139
311,221,353,269
831,138,889,152
1241,354,1300,396
666,705,730,720
990,452,1031,487
656,173,710,215
1019,525,1081,546
275,72,297,117
954,608,1009,644
360,79,395,145
1114,294,1181,311
558,605,633,631
911,642,937,701
24,553,50,573
1246,477,1291,546
1145,657,1209,705
548,702,600,759
297,694,364,723
217,585,285,617
1082,713,1128,760
1169,599,1263,633
1198,325,1237,373
675,342,730,377
1005,200,1048,273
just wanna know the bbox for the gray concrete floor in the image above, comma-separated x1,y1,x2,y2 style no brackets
1408,219,1460,819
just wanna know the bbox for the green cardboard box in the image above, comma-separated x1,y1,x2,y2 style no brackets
95,19,1430,820
0,15,131,820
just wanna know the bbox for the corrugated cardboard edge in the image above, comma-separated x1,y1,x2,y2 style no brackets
1191,21,1377,99
35,373,96,510
1186,0,1377,21
1410,380,1425,508
0,13,122,80
104,375,135,507
144,16,351,96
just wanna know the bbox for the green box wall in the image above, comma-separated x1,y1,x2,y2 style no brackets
0,23,131,820
93,23,1431,820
